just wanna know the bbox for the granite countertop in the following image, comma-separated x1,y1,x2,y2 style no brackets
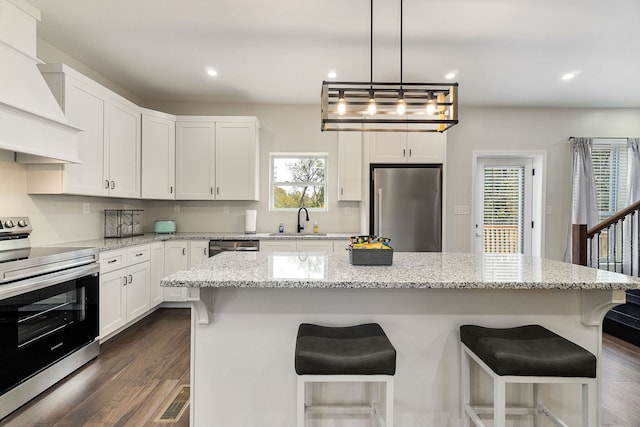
161,251,640,290
51,232,356,252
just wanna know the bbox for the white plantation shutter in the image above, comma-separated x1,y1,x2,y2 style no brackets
482,166,525,253
592,140,628,219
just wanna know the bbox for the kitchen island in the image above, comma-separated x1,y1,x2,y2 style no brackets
161,251,640,427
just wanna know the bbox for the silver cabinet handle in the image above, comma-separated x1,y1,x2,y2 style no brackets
216,187,220,195
409,148,412,157
402,148,406,157
340,188,344,195
128,274,133,283
182,248,186,256
123,276,128,286
210,187,213,195
107,259,118,264
170,186,173,194
135,252,144,257
203,248,207,255
105,180,110,189
111,181,115,189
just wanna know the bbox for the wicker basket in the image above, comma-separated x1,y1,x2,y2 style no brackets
348,248,393,266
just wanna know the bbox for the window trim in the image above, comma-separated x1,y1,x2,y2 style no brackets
269,152,329,212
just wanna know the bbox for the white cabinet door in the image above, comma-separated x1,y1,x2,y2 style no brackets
176,122,215,200
215,121,259,200
189,241,209,266
99,268,127,339
260,241,298,252
369,132,407,163
149,242,164,308
142,111,176,199
296,240,334,252
125,261,150,321
406,132,445,163
338,132,362,201
163,240,189,301
107,96,141,198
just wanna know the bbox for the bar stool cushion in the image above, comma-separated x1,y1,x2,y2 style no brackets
295,323,396,375
460,325,596,378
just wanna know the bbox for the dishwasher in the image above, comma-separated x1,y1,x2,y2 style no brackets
209,239,260,257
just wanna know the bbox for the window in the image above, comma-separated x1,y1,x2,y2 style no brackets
270,154,327,210
592,139,628,220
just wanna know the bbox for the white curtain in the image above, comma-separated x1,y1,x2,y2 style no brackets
624,138,640,275
565,138,598,263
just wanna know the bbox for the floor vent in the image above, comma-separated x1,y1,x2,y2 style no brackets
156,385,190,422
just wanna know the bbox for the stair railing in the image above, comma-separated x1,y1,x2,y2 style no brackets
572,199,640,276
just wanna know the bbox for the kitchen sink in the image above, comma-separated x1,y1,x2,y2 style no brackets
267,233,327,236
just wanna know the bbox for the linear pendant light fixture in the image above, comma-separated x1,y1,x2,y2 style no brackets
320,0,459,132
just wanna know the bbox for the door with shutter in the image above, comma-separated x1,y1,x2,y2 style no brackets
474,158,533,255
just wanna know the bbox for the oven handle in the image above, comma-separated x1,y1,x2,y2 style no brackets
0,263,99,300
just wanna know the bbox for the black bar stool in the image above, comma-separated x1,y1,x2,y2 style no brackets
295,323,396,427
460,324,597,427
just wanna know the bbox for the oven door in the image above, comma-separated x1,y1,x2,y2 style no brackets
0,265,98,394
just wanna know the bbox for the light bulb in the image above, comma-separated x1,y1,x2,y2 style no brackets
426,101,436,116
367,91,377,115
396,91,406,115
336,90,347,115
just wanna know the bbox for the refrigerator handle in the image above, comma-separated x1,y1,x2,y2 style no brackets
378,188,383,236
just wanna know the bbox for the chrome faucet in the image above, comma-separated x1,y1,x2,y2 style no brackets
297,207,309,233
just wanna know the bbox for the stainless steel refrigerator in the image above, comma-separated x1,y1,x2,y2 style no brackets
370,165,442,252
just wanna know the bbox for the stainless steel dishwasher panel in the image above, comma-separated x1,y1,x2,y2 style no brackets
208,240,260,257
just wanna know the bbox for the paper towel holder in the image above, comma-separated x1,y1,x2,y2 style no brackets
245,210,257,234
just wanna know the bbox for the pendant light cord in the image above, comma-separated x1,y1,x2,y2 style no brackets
370,0,373,89
400,0,403,86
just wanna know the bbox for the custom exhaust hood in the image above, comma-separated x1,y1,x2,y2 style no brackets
0,0,80,163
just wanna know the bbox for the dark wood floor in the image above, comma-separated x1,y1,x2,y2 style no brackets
2,309,640,426
0,309,191,427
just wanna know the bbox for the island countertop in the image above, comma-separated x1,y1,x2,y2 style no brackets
161,251,640,290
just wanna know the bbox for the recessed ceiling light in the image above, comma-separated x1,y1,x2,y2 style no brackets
207,68,218,77
561,72,575,80
328,70,337,79
445,71,457,80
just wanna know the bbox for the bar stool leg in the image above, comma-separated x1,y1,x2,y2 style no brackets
461,346,471,427
385,378,394,427
533,383,541,427
493,376,506,427
297,376,305,427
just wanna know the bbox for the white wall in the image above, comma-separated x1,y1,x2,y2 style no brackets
445,107,640,260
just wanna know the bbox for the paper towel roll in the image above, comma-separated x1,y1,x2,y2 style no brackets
245,210,257,234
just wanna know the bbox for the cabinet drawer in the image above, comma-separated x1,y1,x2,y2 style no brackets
127,245,150,265
100,248,127,273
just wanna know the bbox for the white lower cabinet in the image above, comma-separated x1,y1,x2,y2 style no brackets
163,240,208,302
260,240,345,252
163,241,189,302
149,241,164,308
99,244,151,340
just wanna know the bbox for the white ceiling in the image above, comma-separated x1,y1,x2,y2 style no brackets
27,0,640,108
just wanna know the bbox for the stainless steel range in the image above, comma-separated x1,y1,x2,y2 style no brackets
0,217,99,420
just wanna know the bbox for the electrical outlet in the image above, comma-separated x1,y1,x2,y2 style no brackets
454,205,470,215
82,203,90,214
174,204,180,213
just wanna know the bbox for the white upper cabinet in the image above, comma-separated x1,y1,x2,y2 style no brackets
27,64,141,198
141,110,176,199
176,117,260,201
107,95,141,198
215,121,259,200
337,132,363,201
369,130,445,164
175,121,215,200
